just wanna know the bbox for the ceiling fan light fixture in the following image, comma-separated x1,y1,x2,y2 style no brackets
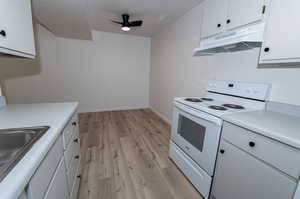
112,14,143,32
121,26,131,32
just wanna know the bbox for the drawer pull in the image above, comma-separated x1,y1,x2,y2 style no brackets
0,30,6,37
72,122,77,126
220,149,225,154
74,138,79,143
264,47,270,53
75,155,80,159
77,174,81,178
249,141,256,147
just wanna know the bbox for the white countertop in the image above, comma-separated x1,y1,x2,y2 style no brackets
222,110,300,150
0,102,78,199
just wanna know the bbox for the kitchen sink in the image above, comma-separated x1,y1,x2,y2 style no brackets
0,126,50,182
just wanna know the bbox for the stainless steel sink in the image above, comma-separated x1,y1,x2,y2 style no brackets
0,126,49,182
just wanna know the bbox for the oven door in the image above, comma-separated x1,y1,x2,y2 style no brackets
171,102,222,176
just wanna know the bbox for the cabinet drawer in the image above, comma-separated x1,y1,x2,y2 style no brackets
67,156,81,192
63,113,79,149
44,158,68,199
29,135,64,199
70,162,81,199
223,122,300,179
64,134,80,172
63,122,73,149
169,142,211,199
71,113,79,134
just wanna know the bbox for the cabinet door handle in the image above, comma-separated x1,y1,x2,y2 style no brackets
226,19,231,24
72,122,77,126
75,155,80,159
77,174,81,178
249,141,256,147
217,23,221,28
74,138,79,143
264,47,270,52
220,149,225,154
0,30,6,37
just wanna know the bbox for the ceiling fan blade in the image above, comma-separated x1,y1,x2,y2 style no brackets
129,20,143,27
111,20,123,25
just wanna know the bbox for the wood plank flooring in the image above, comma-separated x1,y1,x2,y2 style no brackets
77,109,203,199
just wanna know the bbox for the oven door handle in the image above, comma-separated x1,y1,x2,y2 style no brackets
174,102,222,126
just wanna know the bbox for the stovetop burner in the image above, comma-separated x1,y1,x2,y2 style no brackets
223,104,245,109
201,98,214,101
208,105,227,111
185,98,202,102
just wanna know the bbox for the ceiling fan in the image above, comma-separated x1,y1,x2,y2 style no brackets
112,14,143,32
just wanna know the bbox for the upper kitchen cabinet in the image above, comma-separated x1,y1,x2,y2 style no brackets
200,0,266,39
0,0,35,58
200,0,228,38
259,0,300,66
225,0,265,31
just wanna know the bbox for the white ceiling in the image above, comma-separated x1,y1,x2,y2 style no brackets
33,0,203,40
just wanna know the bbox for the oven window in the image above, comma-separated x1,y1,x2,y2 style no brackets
178,115,206,152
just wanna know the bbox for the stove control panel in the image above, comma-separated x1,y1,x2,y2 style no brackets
207,80,271,101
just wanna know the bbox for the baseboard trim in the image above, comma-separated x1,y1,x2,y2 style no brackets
149,106,172,125
78,106,149,114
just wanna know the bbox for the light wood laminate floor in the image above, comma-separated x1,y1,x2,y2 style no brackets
78,109,203,199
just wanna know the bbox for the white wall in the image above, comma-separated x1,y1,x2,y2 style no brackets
150,3,300,122
3,25,151,112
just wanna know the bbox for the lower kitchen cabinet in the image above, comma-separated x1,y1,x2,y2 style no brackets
211,140,297,199
44,158,68,199
28,112,80,199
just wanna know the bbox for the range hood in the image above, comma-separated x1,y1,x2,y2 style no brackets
194,22,265,55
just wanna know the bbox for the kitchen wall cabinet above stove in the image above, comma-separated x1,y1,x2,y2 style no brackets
0,0,35,59
200,0,266,39
259,0,300,67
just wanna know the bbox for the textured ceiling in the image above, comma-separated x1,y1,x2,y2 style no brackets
33,0,203,40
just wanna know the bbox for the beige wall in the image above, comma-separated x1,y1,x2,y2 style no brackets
150,3,300,122
2,25,151,113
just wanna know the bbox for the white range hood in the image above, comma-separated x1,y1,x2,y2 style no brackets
194,22,265,55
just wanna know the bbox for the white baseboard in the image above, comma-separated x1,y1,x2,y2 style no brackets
149,106,171,125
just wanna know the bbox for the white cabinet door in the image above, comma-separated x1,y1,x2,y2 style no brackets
211,140,297,199
226,0,265,31
200,0,228,38
259,0,300,65
29,136,64,199
44,158,69,199
0,0,35,58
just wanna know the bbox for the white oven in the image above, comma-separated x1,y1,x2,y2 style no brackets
169,80,271,199
171,101,222,176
